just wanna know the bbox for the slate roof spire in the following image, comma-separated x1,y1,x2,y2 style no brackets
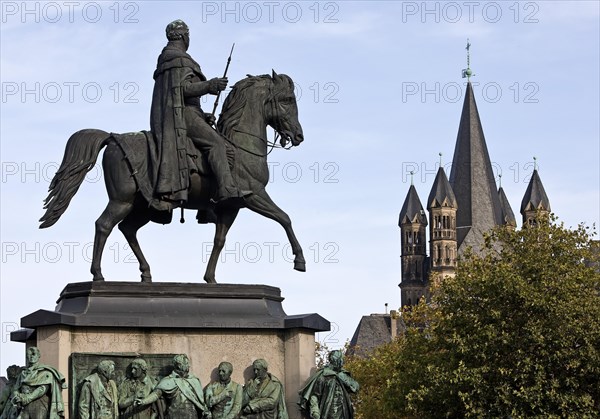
521,162,551,225
399,185,427,226
449,81,503,253
498,179,517,229
428,167,457,210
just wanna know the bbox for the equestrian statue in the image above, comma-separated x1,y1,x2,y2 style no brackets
39,20,306,283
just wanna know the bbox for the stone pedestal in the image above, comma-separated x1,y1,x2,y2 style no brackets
12,282,329,419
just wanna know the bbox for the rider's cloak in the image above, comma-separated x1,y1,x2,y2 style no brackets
150,43,206,203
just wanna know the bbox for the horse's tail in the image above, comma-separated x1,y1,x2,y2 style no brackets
39,129,110,228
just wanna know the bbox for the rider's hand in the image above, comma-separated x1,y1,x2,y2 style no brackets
205,113,216,126
208,77,228,94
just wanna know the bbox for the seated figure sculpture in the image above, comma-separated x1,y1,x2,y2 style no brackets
150,19,240,209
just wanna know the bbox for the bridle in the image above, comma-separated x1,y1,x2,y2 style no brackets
266,84,294,154
225,78,294,157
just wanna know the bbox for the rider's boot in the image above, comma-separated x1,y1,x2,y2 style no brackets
212,184,252,204
150,198,173,212
207,152,252,203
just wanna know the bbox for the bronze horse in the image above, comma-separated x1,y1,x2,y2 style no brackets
40,72,305,283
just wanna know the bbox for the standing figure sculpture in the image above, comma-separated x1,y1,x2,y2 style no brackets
78,360,119,419
242,359,287,419
150,18,240,209
298,350,359,419
135,354,210,418
205,362,243,419
118,358,158,419
0,365,22,418
1,347,66,419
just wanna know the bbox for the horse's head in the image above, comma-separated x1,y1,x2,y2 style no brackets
268,70,304,147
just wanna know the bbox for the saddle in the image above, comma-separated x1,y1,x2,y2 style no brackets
111,131,233,224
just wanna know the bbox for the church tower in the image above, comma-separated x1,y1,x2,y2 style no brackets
398,184,428,307
427,167,458,280
521,165,551,226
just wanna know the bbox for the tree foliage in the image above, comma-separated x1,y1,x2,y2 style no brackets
347,217,600,418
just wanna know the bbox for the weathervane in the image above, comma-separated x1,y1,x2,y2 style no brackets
462,39,475,80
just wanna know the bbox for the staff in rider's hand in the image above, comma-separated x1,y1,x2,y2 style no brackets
210,43,235,127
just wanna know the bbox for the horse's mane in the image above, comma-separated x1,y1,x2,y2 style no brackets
217,73,294,139
217,75,270,138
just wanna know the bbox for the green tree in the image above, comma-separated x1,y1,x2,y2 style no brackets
347,217,600,418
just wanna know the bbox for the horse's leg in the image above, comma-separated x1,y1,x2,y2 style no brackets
118,208,152,282
204,208,240,283
244,190,306,272
91,200,134,281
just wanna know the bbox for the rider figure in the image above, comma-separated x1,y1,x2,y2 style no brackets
150,19,241,211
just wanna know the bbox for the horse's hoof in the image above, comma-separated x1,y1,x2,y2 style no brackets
141,274,152,283
294,261,306,272
92,276,105,281
204,276,217,284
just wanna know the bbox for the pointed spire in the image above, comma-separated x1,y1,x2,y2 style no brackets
428,167,457,209
399,185,427,226
521,168,551,215
498,186,517,228
449,81,503,252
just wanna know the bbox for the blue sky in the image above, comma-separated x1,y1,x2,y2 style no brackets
1,1,599,371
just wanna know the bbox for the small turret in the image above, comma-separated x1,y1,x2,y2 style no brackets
521,163,551,226
399,184,428,307
428,167,458,279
